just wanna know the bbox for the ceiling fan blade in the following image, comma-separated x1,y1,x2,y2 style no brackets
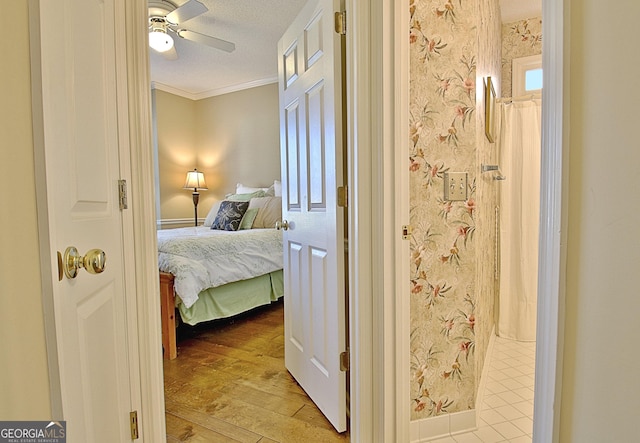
160,45,179,61
166,0,207,25
177,29,236,53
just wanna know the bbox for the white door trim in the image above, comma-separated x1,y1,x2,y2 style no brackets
347,0,409,440
345,1,372,439
122,0,167,440
533,0,568,441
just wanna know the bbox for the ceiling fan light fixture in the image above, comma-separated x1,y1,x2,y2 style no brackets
149,30,174,52
149,19,174,52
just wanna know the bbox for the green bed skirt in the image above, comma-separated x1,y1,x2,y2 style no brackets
177,270,284,326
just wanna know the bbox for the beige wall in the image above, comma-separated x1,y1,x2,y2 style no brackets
561,0,640,440
155,84,281,226
0,2,52,419
196,84,281,219
155,90,198,225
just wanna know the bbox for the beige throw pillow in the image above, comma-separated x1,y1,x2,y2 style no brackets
250,197,282,229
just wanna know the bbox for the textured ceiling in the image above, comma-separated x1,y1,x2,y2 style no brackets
149,0,542,100
149,0,307,99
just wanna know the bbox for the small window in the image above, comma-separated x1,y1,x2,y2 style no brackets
512,55,542,97
525,68,543,91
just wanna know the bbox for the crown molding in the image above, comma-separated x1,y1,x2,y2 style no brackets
151,77,278,101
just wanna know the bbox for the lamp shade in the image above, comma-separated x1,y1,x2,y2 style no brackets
184,170,207,190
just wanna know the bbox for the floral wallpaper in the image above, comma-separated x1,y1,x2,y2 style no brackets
501,17,543,97
409,0,501,420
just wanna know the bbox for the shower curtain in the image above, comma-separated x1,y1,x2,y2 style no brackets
497,99,541,342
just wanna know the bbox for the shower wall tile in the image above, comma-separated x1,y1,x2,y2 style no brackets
501,17,543,97
409,0,500,421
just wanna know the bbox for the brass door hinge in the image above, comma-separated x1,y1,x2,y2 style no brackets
118,179,128,210
335,10,346,35
340,350,350,372
337,185,348,207
402,225,413,240
130,410,139,440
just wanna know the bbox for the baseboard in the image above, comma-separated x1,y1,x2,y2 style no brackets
157,218,203,229
410,410,477,442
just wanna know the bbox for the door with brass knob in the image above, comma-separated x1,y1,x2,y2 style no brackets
35,0,140,439
278,0,347,431
62,247,107,279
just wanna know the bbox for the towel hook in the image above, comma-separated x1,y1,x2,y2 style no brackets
481,164,499,173
481,164,506,181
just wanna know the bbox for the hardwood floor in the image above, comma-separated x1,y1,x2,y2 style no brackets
163,299,349,442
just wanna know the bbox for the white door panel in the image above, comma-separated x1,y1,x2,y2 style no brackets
278,0,347,432
33,0,136,441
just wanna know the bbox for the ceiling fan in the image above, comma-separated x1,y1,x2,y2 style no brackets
148,0,236,60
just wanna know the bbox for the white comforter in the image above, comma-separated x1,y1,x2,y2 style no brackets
157,227,283,308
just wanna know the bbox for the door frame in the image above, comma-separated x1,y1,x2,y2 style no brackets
359,0,569,441
33,0,566,440
121,1,168,440
533,0,568,441
344,0,410,440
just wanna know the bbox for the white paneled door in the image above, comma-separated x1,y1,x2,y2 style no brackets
277,0,347,433
32,0,139,441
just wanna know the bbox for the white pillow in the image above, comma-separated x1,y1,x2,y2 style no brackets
273,180,282,197
203,201,222,227
236,183,269,194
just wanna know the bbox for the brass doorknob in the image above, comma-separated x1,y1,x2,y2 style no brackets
63,246,106,279
275,220,289,231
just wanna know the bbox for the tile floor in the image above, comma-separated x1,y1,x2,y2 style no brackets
433,336,536,443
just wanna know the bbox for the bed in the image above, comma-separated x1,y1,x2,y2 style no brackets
158,183,284,359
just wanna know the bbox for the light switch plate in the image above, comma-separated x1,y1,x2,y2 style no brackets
444,172,468,201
